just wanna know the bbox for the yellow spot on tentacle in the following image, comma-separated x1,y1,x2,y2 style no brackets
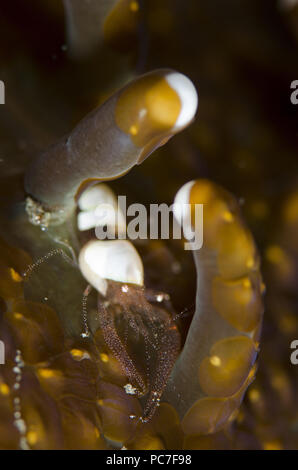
70,349,84,358
115,74,181,149
242,278,251,289
0,383,10,396
265,245,293,278
130,1,139,12
246,257,255,269
70,349,90,361
263,440,282,451
248,388,260,403
13,312,23,320
103,0,140,52
38,369,62,379
100,353,109,363
129,124,138,135
10,268,23,282
283,192,298,223
210,356,221,367
26,431,38,446
222,211,234,222
266,245,288,265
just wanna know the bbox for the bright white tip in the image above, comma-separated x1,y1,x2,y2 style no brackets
173,180,196,241
79,240,144,296
78,184,116,211
78,211,98,231
165,72,198,129
77,183,126,234
78,204,126,233
173,180,195,225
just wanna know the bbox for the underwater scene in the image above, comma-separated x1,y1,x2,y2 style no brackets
0,0,297,451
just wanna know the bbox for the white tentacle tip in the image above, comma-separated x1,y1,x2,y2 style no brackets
173,180,195,225
165,72,198,129
79,240,144,296
77,183,126,234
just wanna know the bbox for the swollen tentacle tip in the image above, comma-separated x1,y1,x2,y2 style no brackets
77,183,126,233
173,180,196,230
78,184,115,211
25,70,198,224
165,73,198,130
116,70,198,163
78,239,144,296
174,180,196,212
173,180,203,248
